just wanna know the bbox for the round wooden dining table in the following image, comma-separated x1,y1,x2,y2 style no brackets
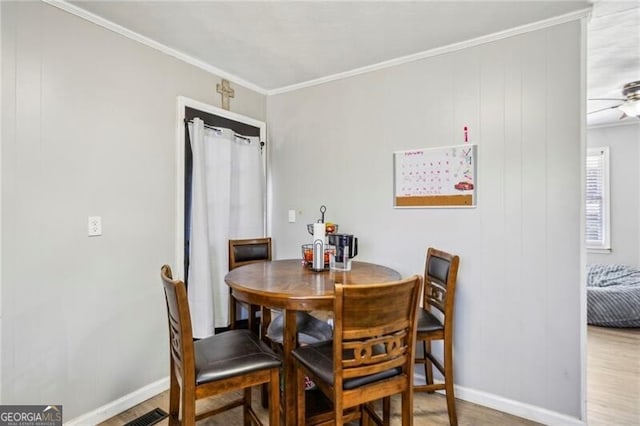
224,258,401,426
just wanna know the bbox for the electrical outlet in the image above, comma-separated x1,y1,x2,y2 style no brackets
88,216,102,236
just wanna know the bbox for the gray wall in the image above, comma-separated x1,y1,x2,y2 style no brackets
1,2,265,419
267,21,583,419
587,123,640,266
1,1,586,422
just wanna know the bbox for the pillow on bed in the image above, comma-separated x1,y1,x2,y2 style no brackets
587,264,640,288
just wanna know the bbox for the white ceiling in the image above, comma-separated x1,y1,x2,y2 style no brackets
63,0,639,126
586,0,640,126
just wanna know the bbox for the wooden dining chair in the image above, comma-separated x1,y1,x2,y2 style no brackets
414,247,460,426
160,265,281,426
292,275,422,426
228,237,332,410
228,237,272,334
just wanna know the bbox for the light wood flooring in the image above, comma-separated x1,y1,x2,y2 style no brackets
100,326,639,425
98,388,538,426
587,325,640,425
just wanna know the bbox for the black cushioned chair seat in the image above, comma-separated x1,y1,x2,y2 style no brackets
194,329,281,385
292,340,401,390
417,309,444,334
266,312,333,345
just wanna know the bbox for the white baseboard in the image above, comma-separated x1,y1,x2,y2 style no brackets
455,384,586,426
64,377,169,425
413,371,585,426
66,375,586,426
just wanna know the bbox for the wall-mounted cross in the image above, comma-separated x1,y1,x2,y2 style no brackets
216,79,235,110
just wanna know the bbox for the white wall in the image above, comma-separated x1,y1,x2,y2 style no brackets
1,2,265,420
268,21,583,421
587,122,640,266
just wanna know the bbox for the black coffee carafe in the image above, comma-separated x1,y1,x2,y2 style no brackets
327,233,358,260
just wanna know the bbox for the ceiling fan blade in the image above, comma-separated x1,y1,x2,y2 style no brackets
587,104,622,114
588,98,625,101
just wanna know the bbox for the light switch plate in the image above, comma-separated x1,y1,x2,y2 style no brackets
88,216,102,236
288,209,296,223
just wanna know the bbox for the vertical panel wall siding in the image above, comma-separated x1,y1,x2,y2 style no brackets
1,2,266,420
544,22,582,416
267,20,583,420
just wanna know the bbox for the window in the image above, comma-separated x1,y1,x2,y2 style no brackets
585,147,610,251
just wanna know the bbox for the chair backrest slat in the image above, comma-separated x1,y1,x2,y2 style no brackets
333,276,422,389
160,265,195,388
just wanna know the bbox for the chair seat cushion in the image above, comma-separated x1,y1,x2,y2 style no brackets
417,308,444,333
266,311,333,345
194,329,281,385
292,341,401,390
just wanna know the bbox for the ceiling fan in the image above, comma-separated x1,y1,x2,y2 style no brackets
588,80,640,119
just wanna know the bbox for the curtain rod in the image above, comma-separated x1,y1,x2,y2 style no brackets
184,118,265,147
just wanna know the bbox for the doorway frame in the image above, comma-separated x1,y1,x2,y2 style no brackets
175,96,267,279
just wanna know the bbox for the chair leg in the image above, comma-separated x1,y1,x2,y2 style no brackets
229,289,237,329
443,339,457,426
168,371,180,426
260,306,272,341
382,397,391,426
401,389,413,426
424,340,434,388
361,404,370,426
296,366,307,426
362,400,384,426
334,404,344,426
243,387,252,426
249,304,261,335
261,382,269,409
181,388,196,426
269,368,280,426
248,304,258,335
261,307,274,409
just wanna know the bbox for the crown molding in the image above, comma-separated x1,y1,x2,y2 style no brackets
268,7,592,95
42,0,590,97
41,0,268,95
587,119,640,130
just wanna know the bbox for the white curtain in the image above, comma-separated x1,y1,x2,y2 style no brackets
188,117,264,338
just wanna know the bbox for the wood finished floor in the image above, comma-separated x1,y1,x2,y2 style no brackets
587,325,640,426
100,326,639,425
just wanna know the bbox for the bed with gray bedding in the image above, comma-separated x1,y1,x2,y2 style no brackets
587,264,640,327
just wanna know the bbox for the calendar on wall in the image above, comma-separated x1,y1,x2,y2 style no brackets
393,144,477,208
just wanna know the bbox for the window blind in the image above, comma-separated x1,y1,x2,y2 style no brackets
585,147,610,250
